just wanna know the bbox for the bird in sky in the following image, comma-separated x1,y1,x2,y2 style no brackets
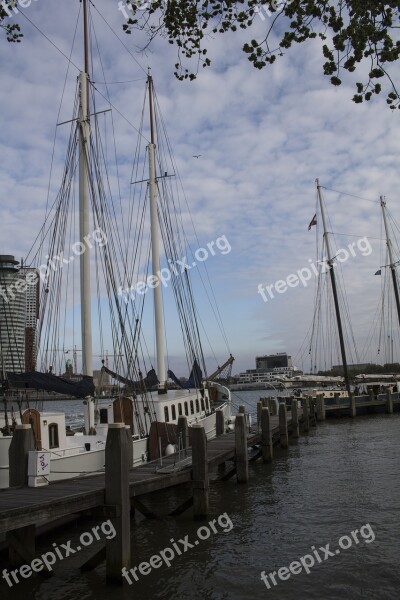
193,155,201,158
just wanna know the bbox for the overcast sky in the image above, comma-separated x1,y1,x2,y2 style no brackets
1,1,400,376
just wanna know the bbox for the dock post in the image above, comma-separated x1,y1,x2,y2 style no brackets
239,405,245,414
369,389,375,403
309,396,317,426
235,414,249,483
125,426,133,469
177,415,189,456
192,425,209,519
261,397,268,408
105,423,130,584
316,395,326,421
216,409,224,435
9,424,35,488
260,407,273,462
7,425,37,566
257,400,262,431
291,399,299,438
279,402,289,449
350,392,356,418
302,398,310,432
386,389,394,414
334,392,340,405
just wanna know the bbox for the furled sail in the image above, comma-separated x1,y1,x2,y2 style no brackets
167,360,203,389
101,365,159,391
4,371,95,398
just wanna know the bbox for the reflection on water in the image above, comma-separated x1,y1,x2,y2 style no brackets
1,391,400,600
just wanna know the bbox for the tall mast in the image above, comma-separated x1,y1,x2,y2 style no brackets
148,72,167,393
79,0,92,379
381,196,400,331
316,179,351,396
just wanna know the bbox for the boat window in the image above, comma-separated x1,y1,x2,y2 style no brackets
48,423,59,449
190,400,194,415
184,401,189,416
201,398,205,411
171,405,176,420
178,403,183,416
164,406,170,422
100,408,108,424
195,399,200,413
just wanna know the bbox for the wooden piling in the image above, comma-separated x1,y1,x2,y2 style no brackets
302,398,310,432
239,405,245,414
177,415,189,453
235,414,248,483
260,407,273,462
386,389,393,414
216,409,225,435
9,424,35,488
290,399,299,438
279,402,289,449
257,401,262,430
105,423,130,584
350,392,356,418
191,425,209,518
316,395,326,421
369,389,375,402
309,396,317,426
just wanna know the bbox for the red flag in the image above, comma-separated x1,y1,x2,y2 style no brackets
308,214,317,231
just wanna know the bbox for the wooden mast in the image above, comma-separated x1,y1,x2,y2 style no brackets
316,179,351,397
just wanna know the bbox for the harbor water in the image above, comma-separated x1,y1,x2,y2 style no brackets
1,390,399,599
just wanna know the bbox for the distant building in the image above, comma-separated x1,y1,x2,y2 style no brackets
256,353,293,370
0,256,39,373
332,363,371,374
238,353,300,384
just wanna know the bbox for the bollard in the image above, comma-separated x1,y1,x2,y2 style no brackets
316,394,326,421
216,409,225,435
257,401,262,431
386,389,393,414
302,398,310,432
177,415,189,456
192,425,209,518
279,402,288,449
9,424,35,488
105,424,131,584
349,392,356,418
235,414,248,483
291,399,299,438
260,407,273,462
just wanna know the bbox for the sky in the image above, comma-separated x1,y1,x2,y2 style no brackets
1,0,400,377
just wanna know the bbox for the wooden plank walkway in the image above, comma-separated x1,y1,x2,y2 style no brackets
0,411,302,534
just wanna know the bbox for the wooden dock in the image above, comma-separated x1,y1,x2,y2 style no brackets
0,399,310,583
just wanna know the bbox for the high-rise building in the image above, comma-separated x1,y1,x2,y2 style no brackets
256,353,293,370
0,256,39,374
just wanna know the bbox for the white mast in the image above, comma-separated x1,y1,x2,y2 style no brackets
148,73,166,393
80,0,94,431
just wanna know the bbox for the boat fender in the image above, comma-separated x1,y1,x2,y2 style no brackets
165,444,175,456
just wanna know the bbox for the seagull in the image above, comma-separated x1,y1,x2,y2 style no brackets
193,154,201,158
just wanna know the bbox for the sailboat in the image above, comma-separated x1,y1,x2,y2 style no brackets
0,0,233,487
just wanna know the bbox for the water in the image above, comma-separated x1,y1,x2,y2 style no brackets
1,391,399,599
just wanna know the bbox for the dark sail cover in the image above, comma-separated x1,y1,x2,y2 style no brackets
168,360,203,389
101,366,159,390
5,371,95,398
